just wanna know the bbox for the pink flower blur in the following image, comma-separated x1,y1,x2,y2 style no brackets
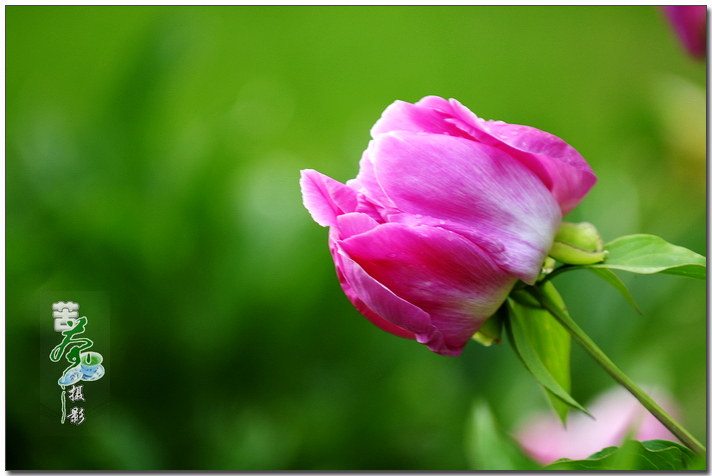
300,96,596,356
662,6,707,59
514,386,680,465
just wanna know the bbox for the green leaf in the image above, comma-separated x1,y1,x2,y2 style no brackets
642,440,707,470
465,399,540,470
545,439,697,470
505,282,588,420
513,282,572,423
589,234,706,280
586,267,642,314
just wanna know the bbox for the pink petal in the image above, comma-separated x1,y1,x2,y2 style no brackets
368,131,561,284
514,386,680,465
470,122,596,216
332,268,418,341
300,169,359,227
329,230,424,342
339,222,516,353
334,212,379,240
345,149,397,215
441,99,596,216
370,97,472,139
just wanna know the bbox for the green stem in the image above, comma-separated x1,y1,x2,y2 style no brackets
530,286,706,456
538,264,580,284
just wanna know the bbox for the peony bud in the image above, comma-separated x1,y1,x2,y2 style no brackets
548,221,606,265
300,96,596,356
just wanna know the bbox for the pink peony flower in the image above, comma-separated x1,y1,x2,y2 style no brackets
662,6,707,59
514,386,681,465
300,96,596,356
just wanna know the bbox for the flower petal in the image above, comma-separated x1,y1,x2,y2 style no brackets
470,120,596,216
346,149,396,215
370,96,471,139
335,212,379,240
340,222,516,353
369,131,561,284
330,231,422,341
442,99,596,216
515,386,680,465
300,169,358,227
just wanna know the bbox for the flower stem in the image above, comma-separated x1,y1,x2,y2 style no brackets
529,285,706,456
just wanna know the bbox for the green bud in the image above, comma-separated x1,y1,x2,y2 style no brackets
548,221,607,265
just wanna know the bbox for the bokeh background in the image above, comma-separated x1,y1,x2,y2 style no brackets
6,5,706,470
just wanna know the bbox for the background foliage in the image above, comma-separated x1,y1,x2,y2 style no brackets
7,6,706,470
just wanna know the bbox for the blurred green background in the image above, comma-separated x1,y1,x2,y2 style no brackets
7,5,706,470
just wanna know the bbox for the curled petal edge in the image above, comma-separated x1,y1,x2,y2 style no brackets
330,232,464,356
